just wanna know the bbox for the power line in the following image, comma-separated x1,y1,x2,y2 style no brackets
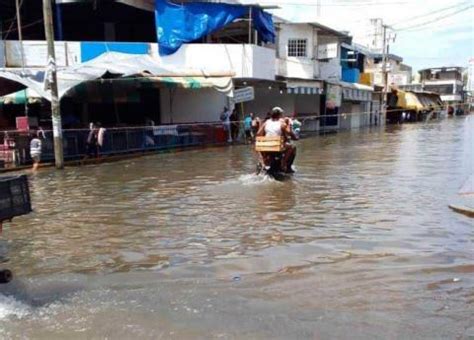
2,0,25,40
390,0,471,27
2,19,44,37
394,4,473,32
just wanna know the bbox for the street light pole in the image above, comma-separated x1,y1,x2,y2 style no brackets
42,0,64,169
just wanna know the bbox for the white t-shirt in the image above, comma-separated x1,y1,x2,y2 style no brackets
30,138,42,156
265,120,282,137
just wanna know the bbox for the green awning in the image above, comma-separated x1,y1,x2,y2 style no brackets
0,89,43,105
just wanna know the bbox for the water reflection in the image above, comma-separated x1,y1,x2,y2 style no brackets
0,117,472,338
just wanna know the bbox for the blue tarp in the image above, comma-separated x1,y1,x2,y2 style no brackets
251,8,275,44
155,1,276,56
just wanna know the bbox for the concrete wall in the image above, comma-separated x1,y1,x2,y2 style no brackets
243,87,295,117
4,41,81,67
152,44,276,80
276,24,318,79
276,58,316,80
160,88,228,124
318,35,341,81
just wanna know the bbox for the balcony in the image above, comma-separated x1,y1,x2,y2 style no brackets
276,58,319,80
0,40,276,81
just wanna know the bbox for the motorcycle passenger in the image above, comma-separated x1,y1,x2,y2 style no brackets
257,107,296,173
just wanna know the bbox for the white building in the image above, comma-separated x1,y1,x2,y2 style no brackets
419,67,464,104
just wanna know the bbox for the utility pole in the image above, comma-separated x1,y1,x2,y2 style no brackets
15,0,25,69
15,0,28,116
43,0,64,169
248,7,252,44
381,24,388,126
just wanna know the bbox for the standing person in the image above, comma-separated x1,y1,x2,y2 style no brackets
29,131,42,172
220,107,232,143
96,122,106,157
251,115,261,141
243,113,254,143
84,123,98,162
230,109,239,141
290,112,302,139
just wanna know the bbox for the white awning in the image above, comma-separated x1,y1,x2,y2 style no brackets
0,52,234,101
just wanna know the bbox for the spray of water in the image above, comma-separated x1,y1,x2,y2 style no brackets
237,173,279,186
0,294,30,320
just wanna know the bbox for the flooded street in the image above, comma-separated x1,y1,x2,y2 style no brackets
0,117,473,339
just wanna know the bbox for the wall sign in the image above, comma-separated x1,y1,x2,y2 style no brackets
233,86,255,103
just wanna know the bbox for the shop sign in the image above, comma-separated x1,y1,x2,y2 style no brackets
233,87,255,103
326,84,342,109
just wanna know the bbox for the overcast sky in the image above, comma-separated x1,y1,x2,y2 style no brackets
242,0,474,71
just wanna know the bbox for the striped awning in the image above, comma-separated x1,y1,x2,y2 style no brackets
0,88,43,105
338,81,373,102
147,76,233,94
286,87,323,95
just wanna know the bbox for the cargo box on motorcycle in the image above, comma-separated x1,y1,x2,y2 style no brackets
255,136,285,152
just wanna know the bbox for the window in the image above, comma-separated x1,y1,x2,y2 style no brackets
424,84,454,95
288,39,307,57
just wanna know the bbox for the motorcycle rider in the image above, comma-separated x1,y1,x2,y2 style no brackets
257,107,297,173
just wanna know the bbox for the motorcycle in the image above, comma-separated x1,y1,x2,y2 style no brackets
255,136,296,180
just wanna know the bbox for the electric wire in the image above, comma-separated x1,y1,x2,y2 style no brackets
393,4,474,32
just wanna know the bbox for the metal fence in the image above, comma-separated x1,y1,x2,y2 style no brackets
0,123,229,167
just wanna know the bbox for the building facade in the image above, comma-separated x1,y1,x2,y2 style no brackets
1,0,380,133
418,67,464,106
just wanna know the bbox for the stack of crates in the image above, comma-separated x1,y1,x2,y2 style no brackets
0,175,32,222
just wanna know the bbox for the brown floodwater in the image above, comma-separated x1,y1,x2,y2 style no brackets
0,117,473,339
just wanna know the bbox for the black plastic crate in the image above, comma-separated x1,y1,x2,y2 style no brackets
0,175,32,222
